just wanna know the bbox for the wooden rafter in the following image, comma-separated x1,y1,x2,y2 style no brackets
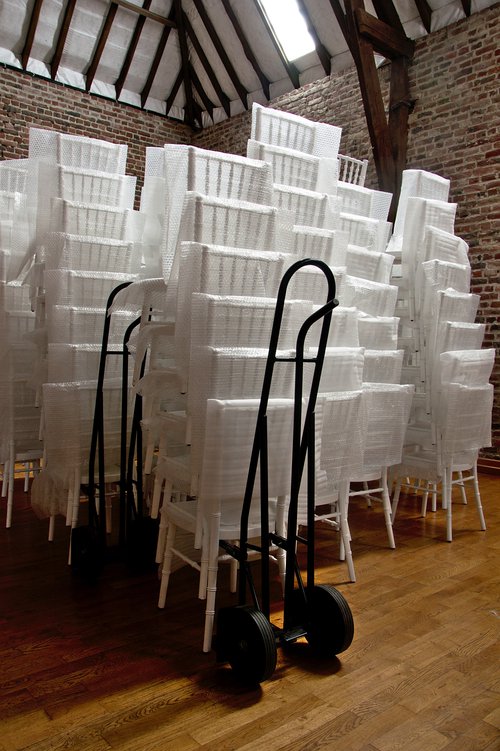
21,0,44,70
355,9,414,59
413,0,432,33
166,69,184,116
327,0,353,53
174,0,195,127
221,0,271,100
253,0,301,89
371,0,406,33
190,63,215,121
49,0,77,79
140,7,175,108
341,0,415,217
461,0,472,16
296,0,332,76
192,0,248,109
115,0,153,99
183,11,232,118
85,2,118,92
114,0,176,27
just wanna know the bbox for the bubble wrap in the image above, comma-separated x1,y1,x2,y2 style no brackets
357,315,399,350
419,259,471,319
439,349,495,387
439,383,493,459
318,390,365,486
363,349,404,384
28,128,127,174
247,139,338,194
345,245,394,284
251,103,342,159
44,269,137,308
338,212,392,253
47,304,137,346
44,233,138,274
291,225,348,266
340,276,398,317
359,383,414,471
337,183,392,221
393,169,450,239
401,197,457,279
272,184,339,230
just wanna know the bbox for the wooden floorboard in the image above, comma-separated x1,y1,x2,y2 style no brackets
0,474,499,750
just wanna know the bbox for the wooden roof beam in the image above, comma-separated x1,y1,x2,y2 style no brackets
355,8,415,59
190,63,215,122
21,0,44,70
221,0,271,100
183,11,232,118
49,0,77,79
413,0,432,33
115,0,152,99
192,0,249,109
174,0,195,127
85,2,118,92
140,7,175,108
114,0,176,27
296,0,332,76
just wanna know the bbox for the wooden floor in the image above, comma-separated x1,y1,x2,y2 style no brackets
1,474,499,751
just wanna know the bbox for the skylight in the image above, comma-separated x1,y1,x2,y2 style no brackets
259,0,316,61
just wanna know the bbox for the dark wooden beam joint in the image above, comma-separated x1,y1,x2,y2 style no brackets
355,8,414,59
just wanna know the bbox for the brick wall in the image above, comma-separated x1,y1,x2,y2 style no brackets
0,66,191,202
194,6,500,459
0,6,498,457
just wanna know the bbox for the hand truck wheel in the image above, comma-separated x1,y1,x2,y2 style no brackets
216,604,277,684
289,584,354,658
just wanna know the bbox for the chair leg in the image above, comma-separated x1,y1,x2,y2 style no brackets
457,470,468,505
155,483,172,563
471,462,486,531
203,514,221,653
158,521,177,608
382,468,395,549
391,477,402,519
6,442,15,528
444,466,453,542
339,481,355,582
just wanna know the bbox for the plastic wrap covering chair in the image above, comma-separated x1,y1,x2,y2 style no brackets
337,183,392,221
159,146,274,276
46,305,137,346
392,169,450,241
318,306,359,348
0,159,30,193
337,154,368,186
44,233,139,274
349,383,414,549
56,166,136,209
341,276,399,317
345,246,394,284
400,197,457,282
357,315,399,350
247,139,338,194
34,379,126,532
250,103,342,159
338,212,392,253
272,184,339,230
291,225,348,266
363,349,404,384
44,270,137,309
418,259,471,320
164,192,291,284
285,264,346,307
304,389,365,581
158,396,294,653
49,199,135,242
28,128,128,174
392,382,493,542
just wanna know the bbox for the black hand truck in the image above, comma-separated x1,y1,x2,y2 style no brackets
215,258,354,683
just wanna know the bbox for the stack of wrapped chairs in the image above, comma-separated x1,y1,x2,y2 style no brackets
389,168,495,539
20,128,144,540
0,159,40,527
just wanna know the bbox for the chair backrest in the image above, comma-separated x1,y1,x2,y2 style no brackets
439,382,493,460
272,184,338,230
315,347,365,393
341,276,399,317
337,154,368,186
337,183,392,221
439,349,495,387
402,197,457,279
251,103,342,159
419,259,471,319
28,128,128,174
57,166,136,209
357,315,399,350
359,383,414,472
247,139,338,193
45,233,137,274
319,390,365,486
363,349,404,384
338,212,392,253
345,246,394,284
291,225,348,266
393,169,450,239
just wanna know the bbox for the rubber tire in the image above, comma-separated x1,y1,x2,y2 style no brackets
289,584,354,658
216,605,277,684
